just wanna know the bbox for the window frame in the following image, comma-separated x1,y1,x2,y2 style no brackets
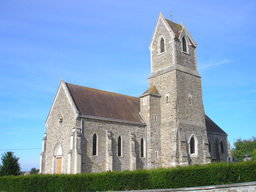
92,134,97,156
182,36,188,54
118,136,122,157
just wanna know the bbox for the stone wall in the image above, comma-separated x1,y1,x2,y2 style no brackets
150,18,175,72
207,133,228,162
175,38,197,71
43,83,77,174
80,118,146,173
140,93,161,169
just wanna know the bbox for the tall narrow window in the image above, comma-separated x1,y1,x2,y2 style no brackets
93,134,97,156
220,141,224,154
182,36,187,52
160,38,165,53
190,136,195,154
118,136,121,157
166,96,169,103
141,138,144,157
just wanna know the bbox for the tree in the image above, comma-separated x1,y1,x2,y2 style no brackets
231,137,256,162
252,149,256,160
1,152,21,176
30,167,39,174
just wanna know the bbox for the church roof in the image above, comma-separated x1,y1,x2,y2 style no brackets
205,115,227,135
165,19,182,38
140,85,161,98
65,82,225,134
66,83,144,124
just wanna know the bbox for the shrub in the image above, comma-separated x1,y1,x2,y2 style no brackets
0,161,255,192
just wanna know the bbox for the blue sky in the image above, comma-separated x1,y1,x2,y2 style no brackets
0,0,255,171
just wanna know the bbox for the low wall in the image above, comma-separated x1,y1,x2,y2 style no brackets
122,182,256,192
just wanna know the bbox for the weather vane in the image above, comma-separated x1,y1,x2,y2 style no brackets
170,11,173,21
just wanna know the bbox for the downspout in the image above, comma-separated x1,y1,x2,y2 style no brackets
139,112,147,170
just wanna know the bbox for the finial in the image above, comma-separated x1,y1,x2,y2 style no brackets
170,11,173,21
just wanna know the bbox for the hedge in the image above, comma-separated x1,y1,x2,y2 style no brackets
0,161,255,192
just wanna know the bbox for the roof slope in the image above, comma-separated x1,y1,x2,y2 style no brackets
66,83,143,124
165,19,182,38
140,85,161,97
205,115,227,135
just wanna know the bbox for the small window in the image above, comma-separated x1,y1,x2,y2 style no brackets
141,138,144,157
143,98,147,105
190,136,195,154
182,36,187,52
160,38,165,53
93,134,97,156
154,115,157,122
166,96,169,103
155,151,158,158
118,136,121,157
220,141,224,154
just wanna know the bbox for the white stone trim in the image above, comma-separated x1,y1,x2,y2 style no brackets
157,35,167,55
188,134,198,157
45,79,79,127
180,22,197,47
52,141,63,174
181,35,189,54
92,133,98,156
149,12,175,50
117,135,123,157
148,63,201,79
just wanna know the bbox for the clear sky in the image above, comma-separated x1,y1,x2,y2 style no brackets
0,0,255,171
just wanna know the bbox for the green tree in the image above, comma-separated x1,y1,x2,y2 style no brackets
231,137,256,162
30,167,39,174
252,149,256,160
1,151,21,176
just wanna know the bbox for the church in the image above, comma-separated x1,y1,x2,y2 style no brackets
39,13,228,174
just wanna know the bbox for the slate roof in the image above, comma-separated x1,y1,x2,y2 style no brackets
66,82,226,134
205,115,227,135
66,83,144,124
165,19,182,38
140,85,161,97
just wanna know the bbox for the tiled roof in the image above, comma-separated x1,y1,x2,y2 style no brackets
66,83,144,124
165,19,182,38
140,85,161,97
205,115,227,135
65,83,226,134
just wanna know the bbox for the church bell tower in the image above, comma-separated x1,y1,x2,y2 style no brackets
141,13,211,168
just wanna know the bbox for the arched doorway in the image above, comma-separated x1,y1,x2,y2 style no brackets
53,142,63,174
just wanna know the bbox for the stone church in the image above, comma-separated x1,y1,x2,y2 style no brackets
40,13,228,174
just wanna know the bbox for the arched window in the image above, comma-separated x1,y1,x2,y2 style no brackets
182,36,187,52
141,138,144,157
118,136,121,156
190,136,195,154
160,38,165,53
208,140,211,153
93,134,97,156
220,141,224,154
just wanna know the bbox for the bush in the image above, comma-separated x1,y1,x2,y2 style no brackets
0,161,255,192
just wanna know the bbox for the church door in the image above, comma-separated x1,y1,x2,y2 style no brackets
56,157,62,174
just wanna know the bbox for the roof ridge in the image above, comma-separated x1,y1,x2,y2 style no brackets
66,82,139,99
